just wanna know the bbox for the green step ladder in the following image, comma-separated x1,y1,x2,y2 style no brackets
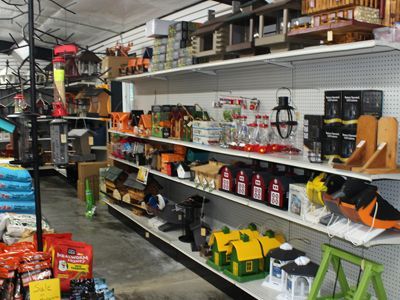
309,244,387,300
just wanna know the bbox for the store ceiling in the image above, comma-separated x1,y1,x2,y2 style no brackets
0,0,202,49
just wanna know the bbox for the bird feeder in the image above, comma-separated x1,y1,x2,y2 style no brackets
13,94,27,114
52,56,68,117
254,0,305,52
270,88,298,147
50,119,69,167
7,112,36,166
277,256,319,300
68,128,96,162
54,44,79,78
77,50,101,77
262,243,305,291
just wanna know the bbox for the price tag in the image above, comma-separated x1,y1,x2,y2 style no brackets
201,227,207,237
60,134,67,144
327,30,333,42
29,278,61,300
378,142,386,150
88,136,94,146
137,167,150,185
145,232,150,239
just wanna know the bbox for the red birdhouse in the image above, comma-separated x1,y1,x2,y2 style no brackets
251,172,273,202
268,176,295,210
235,169,254,197
220,166,238,193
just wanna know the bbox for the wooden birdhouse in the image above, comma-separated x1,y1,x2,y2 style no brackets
112,112,132,132
191,160,225,191
257,230,285,272
254,0,309,52
170,106,185,140
223,234,265,282
123,173,161,204
225,0,267,56
68,129,96,162
151,105,172,138
235,168,253,197
192,10,231,62
104,166,127,194
280,256,319,300
85,88,111,117
262,242,305,291
268,176,295,210
220,165,240,193
251,171,273,202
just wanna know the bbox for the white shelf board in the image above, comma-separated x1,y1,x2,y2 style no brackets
0,140,10,143
104,199,279,300
63,116,110,121
108,129,400,182
110,156,400,247
115,40,400,82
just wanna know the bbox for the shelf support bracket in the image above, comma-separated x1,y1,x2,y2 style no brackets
265,60,293,69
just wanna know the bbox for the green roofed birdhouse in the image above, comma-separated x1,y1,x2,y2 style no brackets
223,234,265,282
207,225,260,271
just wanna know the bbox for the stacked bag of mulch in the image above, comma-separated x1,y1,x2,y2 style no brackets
0,164,35,215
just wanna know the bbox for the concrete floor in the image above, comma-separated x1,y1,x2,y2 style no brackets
40,175,231,300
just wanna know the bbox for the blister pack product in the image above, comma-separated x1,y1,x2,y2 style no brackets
0,180,32,192
0,165,31,182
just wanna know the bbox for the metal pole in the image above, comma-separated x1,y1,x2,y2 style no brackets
28,0,43,251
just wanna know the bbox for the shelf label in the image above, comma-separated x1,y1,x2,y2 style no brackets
88,136,94,145
29,278,61,300
201,227,207,237
327,30,333,42
60,134,67,144
137,167,150,185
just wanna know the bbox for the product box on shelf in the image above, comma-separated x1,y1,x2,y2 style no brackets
192,135,220,145
324,91,342,127
101,56,130,79
303,115,325,161
191,160,225,190
288,183,308,218
361,90,383,118
342,90,361,127
161,153,185,174
151,105,172,138
145,19,175,37
220,165,239,193
322,127,341,161
340,129,357,162
267,176,295,210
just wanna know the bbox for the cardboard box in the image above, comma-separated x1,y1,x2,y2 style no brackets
101,56,130,79
288,183,308,218
146,19,175,37
77,161,108,201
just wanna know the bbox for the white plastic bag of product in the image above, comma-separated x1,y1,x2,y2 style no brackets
5,214,51,237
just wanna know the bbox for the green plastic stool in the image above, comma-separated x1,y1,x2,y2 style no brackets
309,244,387,300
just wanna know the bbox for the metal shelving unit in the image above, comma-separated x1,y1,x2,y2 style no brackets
108,129,400,182
110,156,399,247
115,41,400,82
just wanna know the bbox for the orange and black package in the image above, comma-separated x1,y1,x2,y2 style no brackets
20,252,51,264
0,260,19,300
4,242,36,254
18,260,52,300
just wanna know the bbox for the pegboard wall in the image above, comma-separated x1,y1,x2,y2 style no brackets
130,50,400,299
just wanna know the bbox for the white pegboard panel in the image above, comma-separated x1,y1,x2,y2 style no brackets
130,50,400,299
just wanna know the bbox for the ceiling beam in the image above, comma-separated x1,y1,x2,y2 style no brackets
0,39,52,61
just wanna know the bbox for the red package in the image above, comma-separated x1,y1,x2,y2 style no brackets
4,242,35,253
0,260,19,300
34,233,72,252
18,260,52,299
53,240,93,292
20,252,51,264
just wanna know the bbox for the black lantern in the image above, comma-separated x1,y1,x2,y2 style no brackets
270,87,298,146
